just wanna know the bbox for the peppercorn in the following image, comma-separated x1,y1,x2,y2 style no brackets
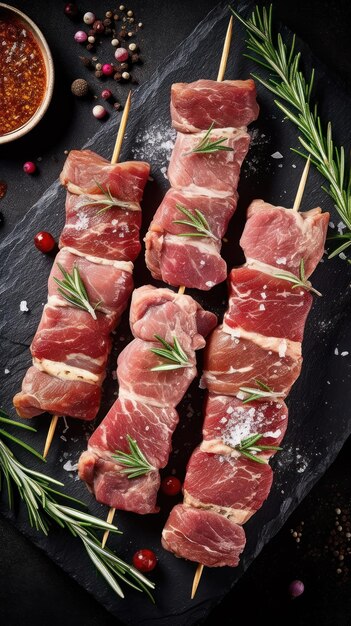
71,78,89,97
113,14,119,21
119,5,125,10
79,55,92,68
105,10,113,18
105,27,112,35
113,102,121,110
138,22,143,28
128,42,137,51
114,72,122,81
118,30,126,39
95,70,103,78
131,53,140,63
86,43,94,51
93,20,105,33
122,71,130,80
111,38,119,46
120,62,129,70
95,63,102,71
127,31,133,37
64,3,78,18
103,18,112,27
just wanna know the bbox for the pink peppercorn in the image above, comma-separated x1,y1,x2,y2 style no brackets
74,30,88,43
102,63,114,76
101,89,112,100
92,105,107,119
114,47,128,62
23,161,36,174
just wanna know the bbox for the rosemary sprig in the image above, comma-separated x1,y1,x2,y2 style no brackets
150,334,191,371
189,123,234,155
239,379,284,404
274,259,322,296
53,263,101,320
113,435,155,479
172,203,217,240
80,181,139,214
231,4,351,259
0,413,154,600
235,433,282,465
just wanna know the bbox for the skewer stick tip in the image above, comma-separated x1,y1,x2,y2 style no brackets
111,91,132,165
102,507,116,548
217,15,234,82
43,414,59,459
292,155,311,212
191,563,204,599
178,285,186,294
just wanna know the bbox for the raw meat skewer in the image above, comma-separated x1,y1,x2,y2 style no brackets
42,93,132,458
100,17,235,548
164,157,321,598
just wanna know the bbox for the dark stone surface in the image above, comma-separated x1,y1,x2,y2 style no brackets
0,1,351,624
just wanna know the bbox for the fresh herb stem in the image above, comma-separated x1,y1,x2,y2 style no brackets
188,123,234,155
80,181,139,214
0,415,154,600
274,259,322,296
235,433,282,464
239,379,284,404
173,203,217,240
150,334,191,371
53,263,101,320
113,435,155,479
230,4,351,259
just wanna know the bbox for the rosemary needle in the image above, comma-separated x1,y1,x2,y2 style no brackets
236,433,282,465
113,435,155,479
173,203,217,240
150,334,191,371
187,123,234,155
53,263,101,320
274,259,322,296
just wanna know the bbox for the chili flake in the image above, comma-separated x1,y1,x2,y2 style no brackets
0,17,47,136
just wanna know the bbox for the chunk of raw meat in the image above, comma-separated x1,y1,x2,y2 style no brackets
31,305,112,380
60,193,141,261
240,200,329,277
48,249,133,317
162,504,246,567
170,79,259,132
60,150,150,201
13,367,100,420
117,339,196,408
226,267,312,342
88,395,179,469
183,447,273,524
130,285,217,351
201,394,288,456
168,128,250,195
78,451,160,514
202,326,302,397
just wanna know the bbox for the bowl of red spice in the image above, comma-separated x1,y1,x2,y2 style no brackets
0,3,54,144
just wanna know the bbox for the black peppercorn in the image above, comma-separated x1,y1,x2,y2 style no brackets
103,18,112,27
114,72,122,81
86,43,94,51
71,78,90,97
95,70,103,78
93,20,105,33
79,56,92,68
113,102,121,110
131,53,140,63
120,62,129,70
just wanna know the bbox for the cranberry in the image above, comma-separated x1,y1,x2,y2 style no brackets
34,231,56,253
23,161,36,174
132,549,157,573
161,476,182,496
64,3,78,18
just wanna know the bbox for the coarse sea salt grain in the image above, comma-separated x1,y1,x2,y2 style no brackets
63,460,78,472
4,368,10,374
276,257,287,265
341,351,349,357
259,304,265,311
271,151,283,159
75,211,89,231
334,347,339,355
20,300,29,312
278,339,288,358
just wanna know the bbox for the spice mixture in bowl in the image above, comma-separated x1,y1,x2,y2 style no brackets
0,3,54,144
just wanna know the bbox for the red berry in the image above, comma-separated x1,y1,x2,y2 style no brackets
23,161,36,174
64,3,78,18
34,231,56,253
161,475,182,496
102,64,114,76
132,549,157,573
101,89,112,100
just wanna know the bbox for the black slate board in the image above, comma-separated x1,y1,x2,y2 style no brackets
1,1,351,624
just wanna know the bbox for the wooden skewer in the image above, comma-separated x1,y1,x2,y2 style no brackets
102,92,132,546
43,92,133,464
190,16,234,599
292,155,311,211
191,154,312,596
